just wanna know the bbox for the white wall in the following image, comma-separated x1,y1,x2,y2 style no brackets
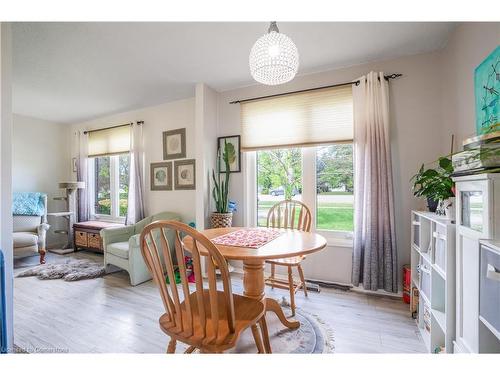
195,84,219,230
71,97,197,224
440,23,500,150
12,114,71,247
0,22,13,351
218,51,445,286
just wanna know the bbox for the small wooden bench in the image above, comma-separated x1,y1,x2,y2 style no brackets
73,221,123,253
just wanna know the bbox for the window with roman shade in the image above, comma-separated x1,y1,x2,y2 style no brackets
241,85,353,151
87,125,131,157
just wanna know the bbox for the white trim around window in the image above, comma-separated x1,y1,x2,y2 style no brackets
88,154,127,224
244,146,354,248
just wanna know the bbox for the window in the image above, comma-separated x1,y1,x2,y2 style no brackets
255,145,354,233
257,148,302,226
94,156,111,215
91,153,130,221
244,84,354,236
316,144,354,232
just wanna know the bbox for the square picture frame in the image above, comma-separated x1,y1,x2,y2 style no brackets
174,159,196,190
150,161,172,191
163,128,186,160
217,135,241,173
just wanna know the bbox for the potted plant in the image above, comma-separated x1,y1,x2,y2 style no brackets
411,156,455,219
211,140,234,228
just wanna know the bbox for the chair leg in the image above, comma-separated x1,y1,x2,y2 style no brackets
167,338,177,353
259,317,271,354
251,324,265,353
297,264,308,297
39,248,46,264
184,346,196,354
270,263,275,288
288,266,295,316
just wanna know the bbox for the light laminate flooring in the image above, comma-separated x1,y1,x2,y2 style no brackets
13,251,425,353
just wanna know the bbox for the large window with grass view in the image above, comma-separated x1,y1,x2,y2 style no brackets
256,144,354,232
316,144,353,231
257,148,302,226
92,153,130,221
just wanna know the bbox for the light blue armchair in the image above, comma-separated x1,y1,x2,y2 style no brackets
101,212,181,286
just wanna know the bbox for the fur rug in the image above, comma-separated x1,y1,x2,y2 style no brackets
16,259,105,281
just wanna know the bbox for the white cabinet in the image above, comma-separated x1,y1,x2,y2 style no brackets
453,173,500,353
410,211,455,353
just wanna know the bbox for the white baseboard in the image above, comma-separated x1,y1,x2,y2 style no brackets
351,285,402,298
231,265,401,298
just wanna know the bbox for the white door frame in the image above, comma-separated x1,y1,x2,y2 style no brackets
0,22,13,352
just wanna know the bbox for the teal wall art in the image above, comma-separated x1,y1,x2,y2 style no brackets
475,45,499,135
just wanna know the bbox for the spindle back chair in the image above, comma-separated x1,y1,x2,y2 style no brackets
265,200,312,315
140,220,269,353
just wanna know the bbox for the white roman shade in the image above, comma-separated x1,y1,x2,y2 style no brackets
241,85,353,151
87,125,131,157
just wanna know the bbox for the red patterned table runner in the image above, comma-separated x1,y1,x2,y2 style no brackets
211,228,282,249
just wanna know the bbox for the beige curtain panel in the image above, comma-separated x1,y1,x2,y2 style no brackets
87,125,131,157
240,85,353,151
351,71,397,293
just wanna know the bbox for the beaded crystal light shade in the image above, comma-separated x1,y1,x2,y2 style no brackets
249,22,299,86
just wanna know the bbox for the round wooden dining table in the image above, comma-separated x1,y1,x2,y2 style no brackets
184,227,327,334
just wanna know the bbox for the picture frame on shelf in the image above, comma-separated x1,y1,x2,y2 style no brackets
217,135,241,173
174,159,196,190
163,128,186,160
150,161,172,191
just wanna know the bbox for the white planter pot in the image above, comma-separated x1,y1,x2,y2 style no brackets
443,198,455,221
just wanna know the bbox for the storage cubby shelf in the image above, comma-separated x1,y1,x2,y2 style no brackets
410,211,456,353
432,308,446,333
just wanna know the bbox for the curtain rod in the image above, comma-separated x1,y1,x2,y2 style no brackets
229,73,402,104
83,121,143,135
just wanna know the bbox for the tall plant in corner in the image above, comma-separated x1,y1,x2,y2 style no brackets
211,140,234,228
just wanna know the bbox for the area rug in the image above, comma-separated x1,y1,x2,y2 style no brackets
16,259,105,281
176,297,335,354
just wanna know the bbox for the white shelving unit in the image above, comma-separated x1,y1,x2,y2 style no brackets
410,211,456,353
453,173,500,353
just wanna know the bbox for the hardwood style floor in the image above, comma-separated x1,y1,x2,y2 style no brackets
13,252,425,353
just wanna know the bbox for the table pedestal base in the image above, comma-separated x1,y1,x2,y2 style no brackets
242,259,300,353
264,297,300,329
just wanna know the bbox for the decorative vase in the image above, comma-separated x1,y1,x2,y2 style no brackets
210,212,233,228
443,197,455,221
426,197,439,213
436,198,455,220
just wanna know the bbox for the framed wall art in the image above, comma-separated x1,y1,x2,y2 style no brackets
150,161,172,191
474,46,499,135
174,159,196,190
163,128,186,160
217,135,241,173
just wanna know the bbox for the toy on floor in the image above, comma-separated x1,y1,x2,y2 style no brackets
165,256,195,284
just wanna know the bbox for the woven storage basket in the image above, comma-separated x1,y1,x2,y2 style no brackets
210,212,233,228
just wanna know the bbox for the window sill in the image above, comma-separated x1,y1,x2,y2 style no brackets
325,237,353,248
316,230,353,248
91,215,126,224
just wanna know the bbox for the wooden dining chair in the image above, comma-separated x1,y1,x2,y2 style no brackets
140,220,270,354
265,200,312,316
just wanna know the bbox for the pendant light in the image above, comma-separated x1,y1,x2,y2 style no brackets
249,22,299,86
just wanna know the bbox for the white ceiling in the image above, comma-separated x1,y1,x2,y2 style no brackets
13,22,456,124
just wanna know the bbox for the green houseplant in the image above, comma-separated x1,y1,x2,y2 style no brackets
411,156,455,217
211,140,233,228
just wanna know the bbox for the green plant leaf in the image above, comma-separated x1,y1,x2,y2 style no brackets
225,142,236,165
438,157,453,173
